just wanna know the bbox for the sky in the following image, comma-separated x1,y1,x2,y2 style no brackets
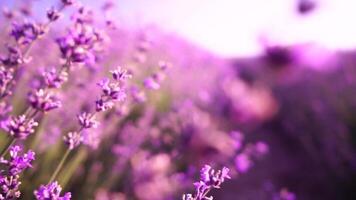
2,0,356,57
104,0,356,57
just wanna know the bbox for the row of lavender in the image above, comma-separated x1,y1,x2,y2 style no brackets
0,0,295,199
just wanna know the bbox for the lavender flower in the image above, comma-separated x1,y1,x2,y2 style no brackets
77,112,98,129
182,194,194,200
2,115,38,139
95,99,115,112
56,36,88,63
56,22,106,64
63,132,83,150
0,175,21,199
0,67,14,97
110,67,132,81
97,78,126,101
34,181,71,200
1,46,24,67
42,68,68,89
11,21,46,45
28,89,62,112
95,78,126,112
0,145,35,176
62,0,75,6
0,146,35,199
47,8,61,22
72,7,94,24
183,165,231,200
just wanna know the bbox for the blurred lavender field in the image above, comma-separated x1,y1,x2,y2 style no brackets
0,0,355,200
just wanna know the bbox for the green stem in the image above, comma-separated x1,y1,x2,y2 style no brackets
0,138,16,158
48,148,71,183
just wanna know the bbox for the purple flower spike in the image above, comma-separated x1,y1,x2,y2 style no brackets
28,89,62,112
77,112,98,129
97,78,126,101
200,165,211,183
0,175,21,199
34,181,71,200
95,99,114,112
2,115,38,139
56,21,105,64
0,145,36,176
63,132,83,150
43,68,68,89
1,46,24,67
220,167,231,182
183,165,231,200
110,66,132,81
62,0,75,6
182,194,194,200
95,78,126,112
10,21,46,45
47,8,61,22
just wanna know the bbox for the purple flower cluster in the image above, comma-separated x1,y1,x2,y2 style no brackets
56,21,106,64
0,146,35,199
47,8,61,22
10,21,46,46
77,112,98,129
96,67,130,112
2,115,38,140
34,181,71,200
1,145,35,176
42,68,68,89
63,131,82,150
62,0,75,6
0,46,24,67
0,175,21,200
28,89,62,112
110,67,132,81
183,165,231,200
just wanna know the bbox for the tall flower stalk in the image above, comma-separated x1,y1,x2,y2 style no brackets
48,66,130,183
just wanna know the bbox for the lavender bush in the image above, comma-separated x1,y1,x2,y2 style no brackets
1,0,355,200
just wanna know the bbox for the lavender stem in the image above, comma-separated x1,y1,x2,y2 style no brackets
48,148,71,184
0,137,16,158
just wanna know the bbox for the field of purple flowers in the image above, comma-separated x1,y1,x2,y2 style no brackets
0,0,355,200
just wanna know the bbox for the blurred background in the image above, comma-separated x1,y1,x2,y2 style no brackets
1,0,356,199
